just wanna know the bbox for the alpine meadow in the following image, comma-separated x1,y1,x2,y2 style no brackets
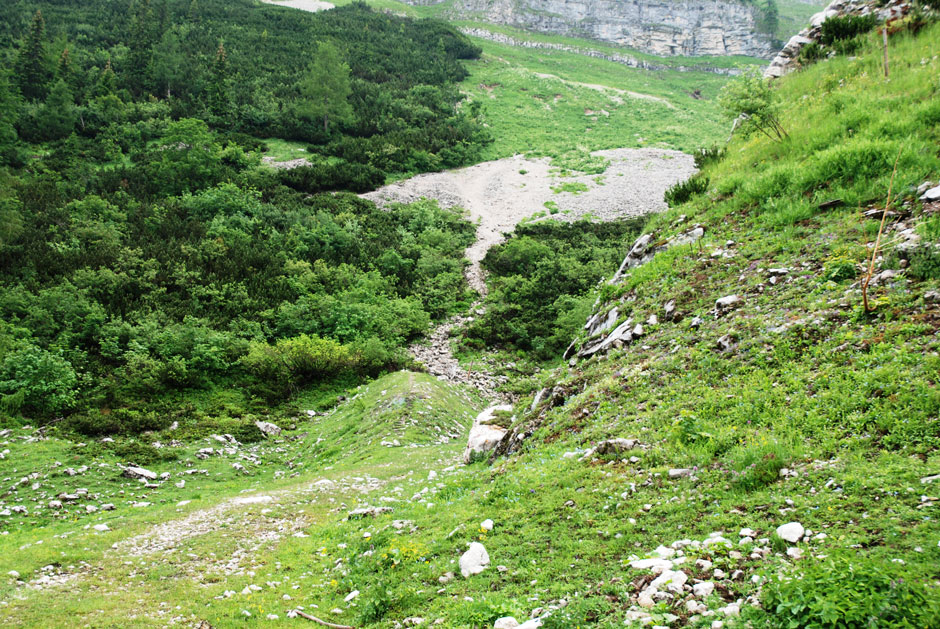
0,0,938,627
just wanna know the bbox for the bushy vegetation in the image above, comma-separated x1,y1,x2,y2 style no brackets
0,0,489,177
0,0,488,431
463,219,645,359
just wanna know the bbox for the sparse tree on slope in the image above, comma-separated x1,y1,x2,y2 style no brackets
296,41,354,136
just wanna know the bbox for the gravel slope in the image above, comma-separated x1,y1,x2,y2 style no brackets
362,148,695,294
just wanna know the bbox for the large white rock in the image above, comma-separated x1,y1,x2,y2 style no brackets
776,521,805,543
920,185,940,202
494,618,520,629
254,420,282,437
463,405,512,464
651,569,688,593
459,542,490,577
122,466,157,481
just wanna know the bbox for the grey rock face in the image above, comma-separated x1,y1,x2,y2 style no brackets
410,0,776,58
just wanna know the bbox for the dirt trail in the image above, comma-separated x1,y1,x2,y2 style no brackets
370,148,695,398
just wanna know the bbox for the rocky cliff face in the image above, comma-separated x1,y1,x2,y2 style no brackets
409,0,778,58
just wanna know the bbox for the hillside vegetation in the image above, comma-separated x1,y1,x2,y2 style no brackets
0,1,939,628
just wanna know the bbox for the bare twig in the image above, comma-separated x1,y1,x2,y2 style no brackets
288,609,355,629
882,26,890,78
861,145,904,312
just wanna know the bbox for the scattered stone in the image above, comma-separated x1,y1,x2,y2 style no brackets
481,519,494,532
668,468,693,479
344,590,359,602
495,618,520,629
715,294,741,314
693,582,715,598
93,524,110,532
348,506,393,519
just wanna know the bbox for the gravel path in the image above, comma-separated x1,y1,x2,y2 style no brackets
374,148,695,398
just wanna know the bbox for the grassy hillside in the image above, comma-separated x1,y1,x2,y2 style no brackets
178,18,940,628
0,371,482,626
461,40,730,161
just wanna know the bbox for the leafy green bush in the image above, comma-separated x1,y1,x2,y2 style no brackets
906,244,940,280
798,42,826,65
719,69,788,142
757,554,940,627
664,175,709,207
242,335,355,398
693,146,726,169
0,343,78,416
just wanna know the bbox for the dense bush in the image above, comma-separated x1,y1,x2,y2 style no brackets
757,555,940,627
465,219,645,359
665,175,710,207
819,14,879,45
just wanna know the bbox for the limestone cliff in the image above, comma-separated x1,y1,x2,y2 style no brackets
407,0,779,58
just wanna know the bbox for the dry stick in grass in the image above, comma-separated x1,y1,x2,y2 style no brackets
288,609,355,629
861,145,904,312
882,26,890,79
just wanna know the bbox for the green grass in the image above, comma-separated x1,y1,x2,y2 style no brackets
463,40,731,163
258,137,310,162
0,371,483,627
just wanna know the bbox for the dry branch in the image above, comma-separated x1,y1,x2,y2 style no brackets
288,609,355,629
861,145,904,312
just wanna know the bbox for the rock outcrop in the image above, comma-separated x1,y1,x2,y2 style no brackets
409,0,778,58
764,0,912,78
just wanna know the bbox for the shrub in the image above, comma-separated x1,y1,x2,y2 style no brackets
906,244,940,280
0,343,78,416
693,145,726,169
819,14,879,45
798,42,826,65
719,69,788,142
756,554,940,627
665,175,709,207
242,334,355,398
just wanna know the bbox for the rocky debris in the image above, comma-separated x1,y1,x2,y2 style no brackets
494,618,520,629
580,438,641,461
348,506,393,519
459,542,490,577
920,184,940,202
121,466,158,481
610,226,705,284
410,310,508,401
481,518,494,531
254,421,282,437
260,156,312,169
776,521,805,543
463,405,512,464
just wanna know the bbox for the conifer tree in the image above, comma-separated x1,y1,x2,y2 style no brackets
0,72,23,167
14,10,52,101
207,42,231,120
95,59,118,98
57,47,72,84
37,79,76,141
127,0,155,95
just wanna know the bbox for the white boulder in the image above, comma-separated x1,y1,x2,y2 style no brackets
776,521,805,543
459,542,490,578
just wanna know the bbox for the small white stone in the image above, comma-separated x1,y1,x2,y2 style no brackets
693,581,715,598
344,590,359,602
481,519,494,531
